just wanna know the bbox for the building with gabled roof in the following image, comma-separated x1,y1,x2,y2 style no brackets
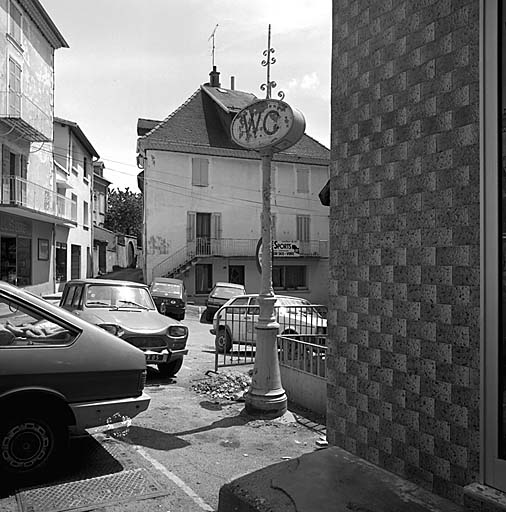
137,67,330,303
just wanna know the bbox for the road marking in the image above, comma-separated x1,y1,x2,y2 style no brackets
135,446,214,511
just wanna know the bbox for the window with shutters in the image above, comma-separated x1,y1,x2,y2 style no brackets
296,166,310,194
296,215,310,241
8,58,21,117
192,158,209,186
9,1,22,45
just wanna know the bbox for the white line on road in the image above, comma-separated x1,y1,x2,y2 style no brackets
135,446,214,511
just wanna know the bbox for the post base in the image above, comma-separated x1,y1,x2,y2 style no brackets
244,390,287,418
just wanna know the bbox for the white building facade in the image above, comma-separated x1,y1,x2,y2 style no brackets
137,70,330,304
0,0,67,294
53,117,99,288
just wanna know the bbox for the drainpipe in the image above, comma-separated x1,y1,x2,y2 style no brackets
52,223,56,293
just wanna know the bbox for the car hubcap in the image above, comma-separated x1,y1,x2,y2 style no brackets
2,422,51,470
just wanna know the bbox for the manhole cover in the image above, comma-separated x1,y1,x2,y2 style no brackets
16,467,168,512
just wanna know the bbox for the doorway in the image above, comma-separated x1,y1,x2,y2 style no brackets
229,265,245,286
71,244,81,279
196,213,211,255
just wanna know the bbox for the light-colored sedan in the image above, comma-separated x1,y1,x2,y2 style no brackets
211,294,327,353
60,279,188,378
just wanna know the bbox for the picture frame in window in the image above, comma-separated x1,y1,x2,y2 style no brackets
38,238,49,261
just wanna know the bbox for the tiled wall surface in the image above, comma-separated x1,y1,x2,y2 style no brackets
328,0,480,503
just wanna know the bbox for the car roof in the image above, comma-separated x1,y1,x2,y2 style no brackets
228,294,304,301
151,277,183,285
65,278,147,287
213,282,245,289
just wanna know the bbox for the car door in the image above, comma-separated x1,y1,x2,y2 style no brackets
245,296,260,343
225,296,250,342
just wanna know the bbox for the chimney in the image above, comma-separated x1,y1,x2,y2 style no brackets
230,76,235,90
209,66,221,87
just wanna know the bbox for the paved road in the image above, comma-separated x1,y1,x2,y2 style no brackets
0,305,325,512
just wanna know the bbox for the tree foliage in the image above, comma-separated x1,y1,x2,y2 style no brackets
104,187,143,246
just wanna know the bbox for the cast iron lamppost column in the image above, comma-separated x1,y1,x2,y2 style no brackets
245,148,286,415
230,25,305,417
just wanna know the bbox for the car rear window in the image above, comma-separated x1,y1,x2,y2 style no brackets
211,286,245,299
151,283,181,295
0,294,78,347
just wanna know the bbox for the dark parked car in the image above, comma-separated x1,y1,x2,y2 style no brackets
0,280,150,480
205,282,246,321
150,277,186,320
60,279,188,378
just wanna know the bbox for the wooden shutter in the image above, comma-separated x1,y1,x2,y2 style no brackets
2,146,10,201
187,211,196,242
296,215,310,241
201,159,209,186
211,212,222,239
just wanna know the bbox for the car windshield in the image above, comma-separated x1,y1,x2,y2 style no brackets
211,286,244,299
85,285,154,309
151,282,181,295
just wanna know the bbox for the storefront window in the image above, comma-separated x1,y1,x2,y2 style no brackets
0,236,31,286
273,265,307,290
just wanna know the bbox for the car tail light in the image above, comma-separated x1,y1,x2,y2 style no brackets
168,325,188,338
138,369,147,392
160,302,166,314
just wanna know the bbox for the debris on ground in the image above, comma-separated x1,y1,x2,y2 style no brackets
191,370,252,401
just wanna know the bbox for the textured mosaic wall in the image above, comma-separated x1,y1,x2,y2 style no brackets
328,0,480,503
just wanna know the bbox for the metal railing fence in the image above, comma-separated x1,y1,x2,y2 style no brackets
213,303,327,371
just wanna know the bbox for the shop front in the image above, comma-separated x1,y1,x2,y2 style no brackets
0,212,32,286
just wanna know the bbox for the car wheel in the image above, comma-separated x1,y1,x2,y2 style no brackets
178,312,185,321
205,309,215,322
0,413,68,480
215,327,232,353
158,359,183,378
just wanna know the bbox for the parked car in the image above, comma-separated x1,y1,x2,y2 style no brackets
205,282,246,321
0,280,150,480
210,294,327,353
150,277,186,320
60,279,188,378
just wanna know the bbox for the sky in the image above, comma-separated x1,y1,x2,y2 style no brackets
42,1,332,192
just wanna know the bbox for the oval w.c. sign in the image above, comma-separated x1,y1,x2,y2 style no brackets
231,99,305,153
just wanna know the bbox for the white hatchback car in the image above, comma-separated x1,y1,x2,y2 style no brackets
210,294,327,353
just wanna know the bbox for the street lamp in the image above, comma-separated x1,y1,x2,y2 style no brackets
230,25,305,417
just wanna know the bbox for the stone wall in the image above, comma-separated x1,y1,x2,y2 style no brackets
328,0,480,503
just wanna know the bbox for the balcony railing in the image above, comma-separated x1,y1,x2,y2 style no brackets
152,238,329,279
1,175,76,222
0,90,52,142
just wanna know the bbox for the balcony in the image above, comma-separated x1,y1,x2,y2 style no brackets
0,90,52,142
1,175,77,224
153,238,329,279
